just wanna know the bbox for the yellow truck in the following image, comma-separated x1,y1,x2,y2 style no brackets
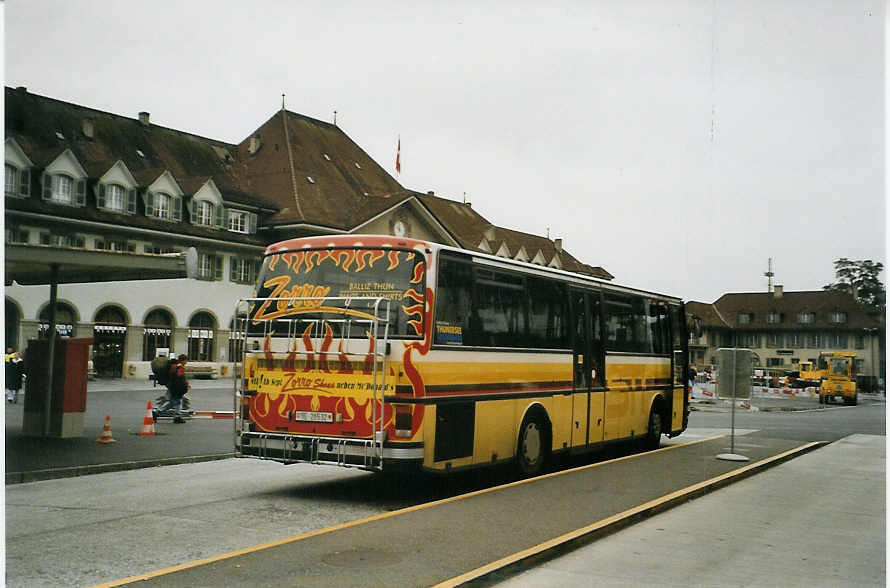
818,352,858,406
795,358,828,388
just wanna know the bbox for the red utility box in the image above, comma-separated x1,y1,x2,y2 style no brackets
23,337,93,437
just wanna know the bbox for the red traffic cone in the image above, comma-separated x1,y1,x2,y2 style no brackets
96,415,116,444
140,401,156,436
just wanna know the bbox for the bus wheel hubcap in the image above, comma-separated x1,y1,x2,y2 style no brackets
523,423,541,464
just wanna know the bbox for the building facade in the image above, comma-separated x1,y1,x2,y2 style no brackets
5,86,610,378
686,286,884,388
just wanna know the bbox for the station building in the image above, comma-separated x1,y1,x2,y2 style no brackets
4,86,610,379
686,286,884,387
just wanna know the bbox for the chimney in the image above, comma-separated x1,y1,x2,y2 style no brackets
248,135,261,155
81,118,94,139
427,190,435,196
773,285,783,298
16,86,26,93
138,111,150,126
554,238,563,253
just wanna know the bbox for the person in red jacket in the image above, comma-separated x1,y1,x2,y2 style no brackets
164,354,190,423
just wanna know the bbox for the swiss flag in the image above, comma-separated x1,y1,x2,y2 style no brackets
395,136,401,174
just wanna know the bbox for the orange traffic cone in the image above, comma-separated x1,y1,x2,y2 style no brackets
96,414,117,444
140,401,156,436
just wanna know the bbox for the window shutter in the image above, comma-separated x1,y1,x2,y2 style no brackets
97,183,106,208
42,173,53,199
190,198,198,224
214,255,224,281
216,204,225,229
230,256,237,282
75,179,86,206
19,169,30,196
127,189,137,214
248,212,257,234
144,191,155,217
172,196,182,222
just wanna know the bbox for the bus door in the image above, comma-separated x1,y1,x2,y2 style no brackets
571,289,605,449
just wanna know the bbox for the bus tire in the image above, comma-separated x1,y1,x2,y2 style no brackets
516,413,547,478
642,406,662,451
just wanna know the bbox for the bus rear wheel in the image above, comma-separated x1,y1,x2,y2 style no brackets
516,414,547,478
641,407,662,451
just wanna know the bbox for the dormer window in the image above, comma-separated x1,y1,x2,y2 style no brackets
797,312,816,324
42,173,85,206
154,192,171,219
5,164,16,194
195,200,214,226
738,312,754,325
766,312,782,324
828,311,847,324
97,183,138,214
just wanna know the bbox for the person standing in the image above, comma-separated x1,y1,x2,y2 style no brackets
167,354,190,423
6,348,24,404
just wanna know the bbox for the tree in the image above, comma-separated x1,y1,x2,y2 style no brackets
823,258,885,313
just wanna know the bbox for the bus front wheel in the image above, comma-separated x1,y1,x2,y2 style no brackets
516,414,547,478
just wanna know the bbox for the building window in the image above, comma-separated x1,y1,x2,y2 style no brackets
195,200,213,226
737,333,761,348
188,312,215,361
827,333,848,349
95,238,134,252
107,184,124,211
145,244,178,255
806,333,822,348
230,257,257,284
855,334,865,349
154,192,171,219
143,309,173,361
5,227,29,244
796,312,815,324
766,312,782,324
787,333,804,348
766,332,783,348
767,357,784,367
40,232,85,248
42,173,84,205
197,253,223,281
5,164,17,195
828,311,847,324
228,210,248,233
38,302,76,338
738,312,753,325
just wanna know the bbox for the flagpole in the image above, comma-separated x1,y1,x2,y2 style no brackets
395,134,401,177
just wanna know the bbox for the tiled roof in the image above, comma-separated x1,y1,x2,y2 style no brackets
4,87,262,209
687,290,881,331
234,110,403,229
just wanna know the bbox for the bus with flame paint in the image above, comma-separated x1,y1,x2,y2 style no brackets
233,235,690,476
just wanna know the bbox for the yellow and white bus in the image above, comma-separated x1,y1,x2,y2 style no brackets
234,235,690,476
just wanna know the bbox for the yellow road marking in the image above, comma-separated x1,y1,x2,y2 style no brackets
434,440,824,587
91,434,726,587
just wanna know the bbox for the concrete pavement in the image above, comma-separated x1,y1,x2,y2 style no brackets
498,434,885,587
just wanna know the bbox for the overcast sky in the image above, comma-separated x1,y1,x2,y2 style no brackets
4,0,885,302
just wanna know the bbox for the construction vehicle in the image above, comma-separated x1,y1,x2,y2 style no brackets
818,352,858,406
794,359,828,388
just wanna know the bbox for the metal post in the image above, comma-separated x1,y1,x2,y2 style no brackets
717,347,749,462
44,263,59,437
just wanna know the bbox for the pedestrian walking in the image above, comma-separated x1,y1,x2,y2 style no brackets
6,348,24,404
159,354,190,423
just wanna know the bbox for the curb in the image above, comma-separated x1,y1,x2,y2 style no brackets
5,453,236,485
442,440,827,587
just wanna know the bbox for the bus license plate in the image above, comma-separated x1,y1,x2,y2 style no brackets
294,411,333,423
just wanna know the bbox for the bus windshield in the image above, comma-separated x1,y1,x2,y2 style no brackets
249,247,426,338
